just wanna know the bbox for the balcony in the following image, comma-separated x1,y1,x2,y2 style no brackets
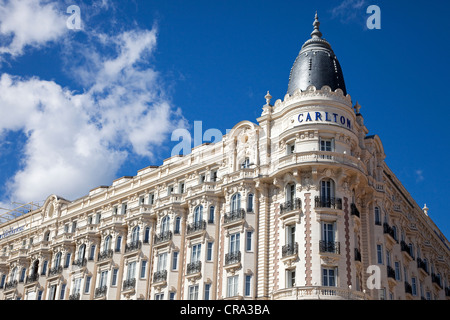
400,241,414,262
154,231,173,246
404,281,413,296
123,278,136,291
186,220,206,237
69,293,80,300
272,286,368,300
315,197,342,210
25,273,39,285
280,198,302,215
125,240,142,254
72,258,87,269
225,251,241,266
319,241,340,254
94,285,107,299
431,273,443,289
48,265,63,277
186,261,202,275
417,258,429,276
4,280,18,291
350,203,360,218
97,249,113,262
387,265,396,280
153,270,167,284
282,243,298,258
223,209,246,227
383,223,397,244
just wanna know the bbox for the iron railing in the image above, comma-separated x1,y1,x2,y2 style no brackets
153,270,168,283
125,240,142,253
282,243,298,257
187,220,206,234
98,249,113,261
319,240,340,254
224,209,246,224
154,231,173,245
280,198,302,214
186,261,202,274
225,251,241,265
315,196,342,210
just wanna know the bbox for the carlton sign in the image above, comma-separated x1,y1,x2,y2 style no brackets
298,111,353,130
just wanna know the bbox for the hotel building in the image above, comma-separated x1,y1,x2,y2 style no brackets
0,14,449,301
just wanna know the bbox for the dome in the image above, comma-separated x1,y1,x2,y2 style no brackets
287,13,347,96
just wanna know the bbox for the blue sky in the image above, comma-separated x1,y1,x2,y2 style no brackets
0,0,449,239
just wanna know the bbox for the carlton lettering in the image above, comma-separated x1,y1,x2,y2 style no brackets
298,111,352,129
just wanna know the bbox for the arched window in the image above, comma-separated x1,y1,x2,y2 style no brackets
104,235,111,251
247,194,254,212
194,206,203,224
174,217,181,234
132,226,140,243
89,245,96,260
54,252,62,268
78,244,86,260
209,206,215,223
116,236,122,252
161,216,170,233
231,193,241,212
374,207,381,225
144,226,150,243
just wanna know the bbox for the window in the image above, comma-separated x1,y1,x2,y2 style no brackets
41,261,48,275
157,253,168,272
131,226,140,243
386,250,391,267
0,274,5,288
211,170,218,182
140,261,147,279
374,207,381,225
246,231,253,251
208,206,215,223
115,236,122,252
245,275,252,296
227,275,239,297
161,216,170,233
286,270,295,288
99,270,108,287
411,277,417,296
322,222,334,243
64,224,69,233
286,142,295,155
379,288,386,300
241,158,250,169
191,244,201,262
73,278,82,295
172,252,179,270
194,206,203,224
377,244,383,264
64,253,71,268
121,202,127,215
127,262,136,280
319,138,334,159
44,231,50,242
174,217,181,234
37,290,43,300
320,179,335,204
113,206,118,215
139,195,145,205
71,221,77,233
84,276,91,294
54,252,62,268
247,194,254,212
207,242,213,261
188,285,199,300
19,268,26,282
169,292,176,300
95,212,101,224
89,245,96,260
112,268,119,286
104,236,111,251
168,185,174,195
394,261,401,281
48,285,57,300
199,173,206,183
149,193,155,205
179,182,185,193
231,193,241,212
322,268,337,287
287,225,296,245
155,293,164,300
229,233,240,253
205,283,211,300
144,227,150,243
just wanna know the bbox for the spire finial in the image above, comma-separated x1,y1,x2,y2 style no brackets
311,11,323,39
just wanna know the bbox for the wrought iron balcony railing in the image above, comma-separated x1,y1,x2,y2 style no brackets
73,258,87,268
387,265,396,279
125,240,142,253
224,209,246,224
69,293,80,300
383,223,397,241
48,265,63,277
319,240,340,254
417,258,428,274
98,249,113,262
282,242,298,257
154,231,173,245
4,280,18,290
25,273,39,284
404,281,413,295
187,220,206,234
315,196,342,210
186,260,202,274
431,273,442,289
280,198,302,214
400,241,413,259
123,278,136,291
225,251,241,265
153,270,168,283
95,285,107,298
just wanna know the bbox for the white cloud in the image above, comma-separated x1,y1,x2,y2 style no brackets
0,0,67,58
331,0,368,24
0,24,186,203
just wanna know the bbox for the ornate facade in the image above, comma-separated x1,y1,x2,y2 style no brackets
0,15,449,301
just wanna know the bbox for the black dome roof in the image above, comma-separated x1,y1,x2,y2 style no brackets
287,13,347,96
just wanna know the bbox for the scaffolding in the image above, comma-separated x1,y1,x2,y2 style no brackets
0,201,43,224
